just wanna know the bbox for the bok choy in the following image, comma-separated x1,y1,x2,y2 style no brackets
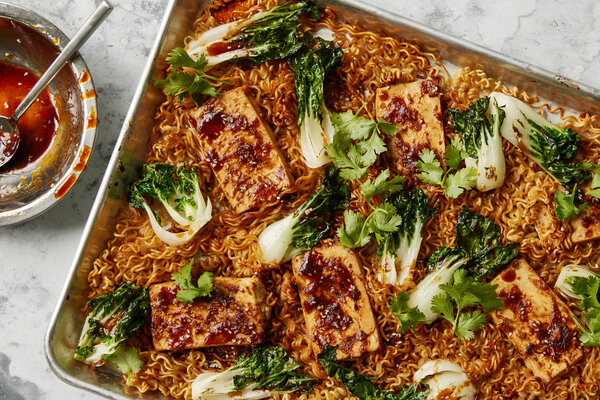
379,188,438,287
449,97,506,192
490,91,590,188
290,37,344,168
398,207,518,328
128,163,212,247
191,345,315,399
186,1,319,68
257,166,349,263
75,282,150,365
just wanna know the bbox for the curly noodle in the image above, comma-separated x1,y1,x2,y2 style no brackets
86,1,600,398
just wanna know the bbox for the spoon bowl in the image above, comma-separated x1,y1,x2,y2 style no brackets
0,117,19,166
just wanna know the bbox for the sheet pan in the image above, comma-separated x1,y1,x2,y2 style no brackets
44,0,600,398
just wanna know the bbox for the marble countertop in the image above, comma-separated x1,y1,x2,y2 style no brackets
0,0,598,399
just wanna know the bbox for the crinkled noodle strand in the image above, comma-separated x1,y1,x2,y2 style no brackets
86,1,600,398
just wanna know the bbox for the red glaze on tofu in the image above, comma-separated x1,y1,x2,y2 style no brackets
375,80,446,183
491,259,582,382
149,277,270,351
188,87,294,213
292,240,380,360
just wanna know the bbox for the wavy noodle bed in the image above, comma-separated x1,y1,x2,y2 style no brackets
87,1,600,399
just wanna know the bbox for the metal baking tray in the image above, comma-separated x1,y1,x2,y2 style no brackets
44,0,600,399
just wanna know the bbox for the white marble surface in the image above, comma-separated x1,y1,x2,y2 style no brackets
0,0,598,399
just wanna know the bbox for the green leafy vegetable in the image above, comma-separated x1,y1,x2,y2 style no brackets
416,147,477,198
389,292,426,334
155,49,228,103
449,97,506,191
290,37,343,168
554,185,589,220
74,282,150,364
455,206,521,280
128,163,212,246
187,1,320,67
103,346,143,382
360,169,405,204
326,108,398,180
171,260,214,303
191,344,315,399
583,162,600,199
258,166,349,263
379,188,438,285
490,91,591,190
431,270,502,340
317,345,427,400
568,275,600,346
337,202,402,249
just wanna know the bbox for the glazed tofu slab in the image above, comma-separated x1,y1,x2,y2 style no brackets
149,276,270,351
375,80,446,180
491,259,582,382
188,87,293,213
292,241,380,360
571,197,600,243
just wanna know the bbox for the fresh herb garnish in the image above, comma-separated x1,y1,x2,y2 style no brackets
554,184,589,220
568,275,600,346
171,260,214,303
389,292,426,334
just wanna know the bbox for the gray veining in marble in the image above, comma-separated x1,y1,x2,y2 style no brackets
0,0,598,399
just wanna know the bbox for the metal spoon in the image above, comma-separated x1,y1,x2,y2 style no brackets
0,0,113,167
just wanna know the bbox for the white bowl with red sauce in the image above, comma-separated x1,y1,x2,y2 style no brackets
0,2,97,225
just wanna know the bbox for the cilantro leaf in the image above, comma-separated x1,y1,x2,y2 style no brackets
583,162,600,190
171,260,214,303
327,108,398,179
444,136,468,170
455,310,487,341
443,167,477,198
416,148,444,185
570,275,600,310
554,185,589,220
389,292,426,334
360,169,405,204
431,270,501,340
358,130,387,166
376,117,398,136
337,210,371,248
103,346,143,381
367,202,403,233
155,48,229,104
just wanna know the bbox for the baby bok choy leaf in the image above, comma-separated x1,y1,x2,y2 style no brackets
257,166,349,263
449,97,506,192
74,282,150,365
378,188,438,287
290,37,344,168
186,1,320,68
128,163,212,247
191,344,315,399
402,207,519,326
490,91,590,189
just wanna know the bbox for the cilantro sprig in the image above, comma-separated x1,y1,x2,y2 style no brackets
568,275,600,346
583,162,600,199
326,107,397,180
430,270,502,340
155,48,230,104
388,292,426,334
171,259,214,303
417,137,477,198
337,202,402,249
104,346,143,383
554,184,589,220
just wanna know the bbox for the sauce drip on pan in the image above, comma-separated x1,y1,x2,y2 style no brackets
0,62,58,172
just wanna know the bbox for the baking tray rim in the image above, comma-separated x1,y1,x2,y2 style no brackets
44,0,600,399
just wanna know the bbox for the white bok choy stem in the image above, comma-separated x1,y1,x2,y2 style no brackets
555,264,599,300
414,359,477,400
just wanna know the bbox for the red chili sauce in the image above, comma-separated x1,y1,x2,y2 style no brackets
0,62,58,172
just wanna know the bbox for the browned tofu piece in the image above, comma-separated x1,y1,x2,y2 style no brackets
149,277,270,351
375,80,445,180
535,203,564,248
571,196,600,243
491,259,582,382
188,87,294,213
292,240,380,360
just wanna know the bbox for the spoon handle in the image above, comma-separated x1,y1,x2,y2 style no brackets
12,0,113,121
